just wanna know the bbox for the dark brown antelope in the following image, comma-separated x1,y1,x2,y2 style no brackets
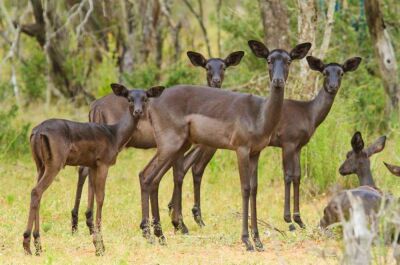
320,132,386,228
70,50,244,234
23,84,164,256
170,55,362,231
139,40,311,251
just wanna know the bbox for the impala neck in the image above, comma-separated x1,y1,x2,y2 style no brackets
261,85,285,136
357,167,376,188
113,109,138,151
310,87,337,128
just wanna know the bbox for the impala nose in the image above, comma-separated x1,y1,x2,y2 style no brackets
212,78,221,87
134,109,143,116
272,78,285,88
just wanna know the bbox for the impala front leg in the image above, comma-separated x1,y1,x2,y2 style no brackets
282,145,296,231
249,152,263,251
237,147,254,251
91,166,108,256
71,166,88,234
292,151,305,228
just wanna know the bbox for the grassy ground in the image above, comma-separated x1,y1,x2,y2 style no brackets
0,103,399,264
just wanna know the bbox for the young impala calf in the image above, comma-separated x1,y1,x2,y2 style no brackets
320,132,386,228
170,55,362,231
71,50,244,234
23,84,164,256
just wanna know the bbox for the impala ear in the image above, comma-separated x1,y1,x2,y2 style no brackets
146,86,165,98
111,83,129,98
342,57,362,72
365,135,386,157
384,162,400,177
248,40,269,58
187,51,207,68
351,131,364,153
290,42,312,60
306,56,325,72
224,51,244,67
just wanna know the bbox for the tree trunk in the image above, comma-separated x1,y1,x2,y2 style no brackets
258,0,290,49
365,0,399,116
117,0,136,76
19,0,95,102
297,0,317,96
183,0,212,57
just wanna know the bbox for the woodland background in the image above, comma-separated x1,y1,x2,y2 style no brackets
0,0,400,264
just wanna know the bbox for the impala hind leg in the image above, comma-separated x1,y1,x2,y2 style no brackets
85,171,95,235
170,155,191,234
23,165,60,255
168,147,200,215
191,147,216,227
71,166,88,234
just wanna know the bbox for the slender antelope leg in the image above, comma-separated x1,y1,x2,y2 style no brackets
171,156,189,234
282,145,296,231
236,147,254,251
85,171,95,235
249,152,263,251
91,165,108,256
168,146,202,214
191,147,216,227
71,166,88,233
292,151,305,228
23,165,59,255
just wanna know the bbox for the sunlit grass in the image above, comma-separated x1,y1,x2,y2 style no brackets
0,103,399,264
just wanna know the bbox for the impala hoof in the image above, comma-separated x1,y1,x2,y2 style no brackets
33,235,42,256
242,237,254,251
159,235,167,245
93,235,105,256
23,244,32,255
192,206,205,227
289,224,296,231
254,239,264,252
293,213,306,229
23,231,32,255
172,220,189,234
71,210,78,234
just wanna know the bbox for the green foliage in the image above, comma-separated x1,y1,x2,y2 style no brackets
19,41,46,100
122,64,160,89
164,62,201,87
0,105,30,159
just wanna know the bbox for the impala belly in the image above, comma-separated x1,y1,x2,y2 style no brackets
186,114,235,150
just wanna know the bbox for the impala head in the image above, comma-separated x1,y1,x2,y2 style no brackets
248,40,311,89
111,83,165,117
187,51,244,88
339,131,386,186
307,56,362,94
384,162,400,177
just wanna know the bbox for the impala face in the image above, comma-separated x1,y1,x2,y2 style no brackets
307,56,362,94
338,131,386,186
111,84,165,118
187,51,244,88
248,40,312,89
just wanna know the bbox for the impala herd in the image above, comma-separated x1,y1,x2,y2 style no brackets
22,39,399,256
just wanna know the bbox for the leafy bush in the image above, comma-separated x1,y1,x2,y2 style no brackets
19,42,46,101
0,105,30,159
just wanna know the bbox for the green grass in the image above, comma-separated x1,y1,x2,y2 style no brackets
0,103,399,264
